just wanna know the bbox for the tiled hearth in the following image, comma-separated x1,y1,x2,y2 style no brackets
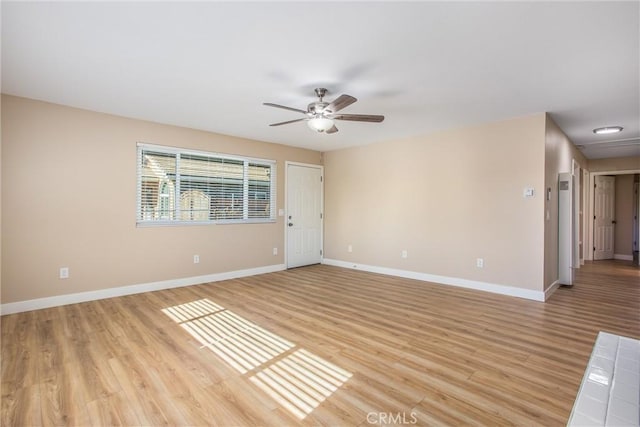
568,332,640,426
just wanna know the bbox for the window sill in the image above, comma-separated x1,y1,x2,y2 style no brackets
136,219,277,227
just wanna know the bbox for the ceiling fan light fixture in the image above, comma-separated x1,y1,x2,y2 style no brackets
307,116,334,132
265,88,383,134
593,126,623,135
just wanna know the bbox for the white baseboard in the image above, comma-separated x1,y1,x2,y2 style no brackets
545,280,561,300
0,264,286,315
613,254,633,261
322,259,545,302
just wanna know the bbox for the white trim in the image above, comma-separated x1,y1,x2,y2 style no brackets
613,254,633,261
0,264,286,315
284,161,325,169
137,142,276,166
545,280,561,300
322,258,546,302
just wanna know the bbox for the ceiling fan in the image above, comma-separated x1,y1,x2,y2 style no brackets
264,88,384,134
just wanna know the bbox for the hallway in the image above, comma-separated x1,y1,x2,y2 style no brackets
549,259,640,339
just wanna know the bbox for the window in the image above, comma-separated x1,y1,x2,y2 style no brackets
137,143,276,225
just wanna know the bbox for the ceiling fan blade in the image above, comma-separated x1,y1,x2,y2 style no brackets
263,102,307,114
333,114,384,123
326,94,357,113
326,125,339,134
269,118,306,127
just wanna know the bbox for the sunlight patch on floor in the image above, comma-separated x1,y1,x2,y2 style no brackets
162,298,352,419
163,299,293,373
250,349,352,419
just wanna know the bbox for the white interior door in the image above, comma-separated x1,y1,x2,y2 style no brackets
286,164,322,268
594,175,616,260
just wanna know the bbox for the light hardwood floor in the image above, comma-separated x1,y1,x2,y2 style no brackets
2,260,639,426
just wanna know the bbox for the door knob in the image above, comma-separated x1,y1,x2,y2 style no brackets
288,222,294,227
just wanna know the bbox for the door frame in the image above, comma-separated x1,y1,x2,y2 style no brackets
284,161,324,268
586,168,640,261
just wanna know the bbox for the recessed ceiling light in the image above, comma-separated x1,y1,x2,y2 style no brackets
593,126,623,135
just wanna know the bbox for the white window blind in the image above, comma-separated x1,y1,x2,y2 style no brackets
137,143,276,225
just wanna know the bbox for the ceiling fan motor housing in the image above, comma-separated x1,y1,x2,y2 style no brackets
308,102,330,116
314,87,328,99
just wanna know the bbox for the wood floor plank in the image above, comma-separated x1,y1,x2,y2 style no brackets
1,384,42,427
107,355,178,426
39,362,91,426
2,311,39,391
1,259,638,426
85,391,141,426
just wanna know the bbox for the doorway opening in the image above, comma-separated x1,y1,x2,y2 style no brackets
587,171,640,265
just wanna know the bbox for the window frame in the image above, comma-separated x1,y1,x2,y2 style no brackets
136,143,277,227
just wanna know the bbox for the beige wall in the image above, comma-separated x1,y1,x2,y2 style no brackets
0,98,2,297
1,95,321,304
324,114,546,291
588,156,640,172
543,115,587,290
614,174,635,257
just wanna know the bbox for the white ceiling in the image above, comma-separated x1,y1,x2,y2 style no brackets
2,1,639,159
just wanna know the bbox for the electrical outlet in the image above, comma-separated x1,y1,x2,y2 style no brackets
273,247,278,255
476,258,484,268
193,255,200,264
59,267,69,279
401,250,408,259
347,244,353,253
